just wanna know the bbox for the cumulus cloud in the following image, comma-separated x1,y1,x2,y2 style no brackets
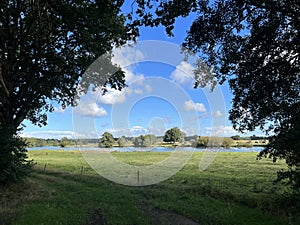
204,126,238,136
73,102,107,117
133,89,143,94
96,88,127,105
148,127,166,136
53,106,66,113
111,44,146,92
109,126,150,137
21,130,75,139
112,45,144,68
77,45,147,108
213,110,223,118
145,84,152,93
171,61,194,84
131,125,150,134
21,130,101,139
183,100,207,112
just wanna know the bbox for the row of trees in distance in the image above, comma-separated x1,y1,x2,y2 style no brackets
98,127,267,148
24,128,268,149
99,128,185,148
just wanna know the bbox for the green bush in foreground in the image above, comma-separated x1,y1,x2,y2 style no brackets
0,128,32,185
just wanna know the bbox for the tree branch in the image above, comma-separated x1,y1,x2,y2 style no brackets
0,63,10,97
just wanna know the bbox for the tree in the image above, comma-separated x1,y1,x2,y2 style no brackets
222,138,234,148
0,0,137,184
207,137,223,148
231,135,241,141
194,136,230,148
131,0,300,192
60,137,70,148
133,134,157,147
99,132,115,148
144,134,157,146
163,127,184,143
117,136,126,147
24,137,46,147
195,136,209,148
133,135,145,147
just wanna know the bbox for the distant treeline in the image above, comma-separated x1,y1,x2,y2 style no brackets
24,134,269,148
23,137,98,148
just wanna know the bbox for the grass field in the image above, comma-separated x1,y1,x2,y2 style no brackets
1,150,299,225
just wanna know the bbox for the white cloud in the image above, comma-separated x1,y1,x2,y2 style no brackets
204,126,238,136
21,130,75,139
171,61,194,84
183,100,207,112
73,102,107,117
148,117,169,136
145,84,152,93
112,45,144,68
96,88,127,105
148,127,166,136
134,89,143,94
111,44,146,90
131,125,149,133
124,69,145,84
181,127,200,136
74,43,147,114
78,46,147,107
53,106,66,113
21,130,100,139
213,110,223,118
108,126,150,137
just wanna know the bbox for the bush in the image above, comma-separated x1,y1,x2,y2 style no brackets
0,128,33,185
222,138,234,148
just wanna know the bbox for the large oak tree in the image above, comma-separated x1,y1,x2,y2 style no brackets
0,0,136,184
131,0,300,191
163,127,184,143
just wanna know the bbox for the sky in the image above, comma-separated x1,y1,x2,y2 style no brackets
21,6,264,140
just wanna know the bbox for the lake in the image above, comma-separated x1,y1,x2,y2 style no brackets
27,146,265,152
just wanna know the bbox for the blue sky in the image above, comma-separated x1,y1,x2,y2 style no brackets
21,9,263,140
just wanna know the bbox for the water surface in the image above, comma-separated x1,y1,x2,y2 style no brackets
27,146,265,152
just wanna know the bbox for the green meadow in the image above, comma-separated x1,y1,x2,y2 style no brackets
1,150,299,225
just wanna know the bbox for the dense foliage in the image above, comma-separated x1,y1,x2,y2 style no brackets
193,136,234,148
0,0,136,184
117,136,127,147
163,127,185,143
0,127,32,184
99,132,115,148
133,134,157,147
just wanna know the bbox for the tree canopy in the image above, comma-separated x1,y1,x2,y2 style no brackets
99,132,115,148
117,136,127,147
0,0,132,129
133,134,157,147
130,0,300,191
0,0,137,184
163,127,185,143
